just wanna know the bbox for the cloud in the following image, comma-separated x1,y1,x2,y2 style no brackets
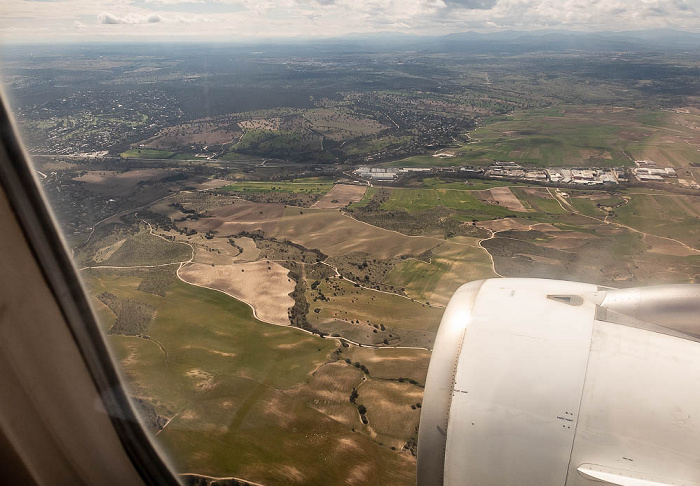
97,12,164,24
446,0,498,9
98,12,121,24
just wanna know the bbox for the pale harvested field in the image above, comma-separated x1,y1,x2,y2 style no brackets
272,208,439,258
231,237,261,261
311,184,367,209
521,187,552,198
478,218,534,232
196,179,232,190
73,169,172,196
489,187,527,211
178,261,294,326
184,200,285,235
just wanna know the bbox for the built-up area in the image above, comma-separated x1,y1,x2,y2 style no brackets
353,160,698,189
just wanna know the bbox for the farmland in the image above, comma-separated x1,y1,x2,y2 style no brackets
62,171,700,486
10,34,700,486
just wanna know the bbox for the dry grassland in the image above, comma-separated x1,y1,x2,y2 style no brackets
195,179,232,190
537,231,598,251
487,186,528,211
342,347,430,385
186,200,286,235
73,169,173,196
272,208,438,258
478,218,536,232
311,184,367,209
287,361,365,429
384,241,496,306
644,234,698,256
360,380,422,449
308,278,443,332
170,231,260,266
178,261,294,326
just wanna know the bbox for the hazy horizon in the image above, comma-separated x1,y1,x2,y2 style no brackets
2,0,699,44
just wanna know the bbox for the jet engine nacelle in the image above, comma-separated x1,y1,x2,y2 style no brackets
417,279,700,486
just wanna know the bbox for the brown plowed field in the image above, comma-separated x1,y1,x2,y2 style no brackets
311,184,367,209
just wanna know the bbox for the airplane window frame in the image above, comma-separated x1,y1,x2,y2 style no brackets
0,87,181,486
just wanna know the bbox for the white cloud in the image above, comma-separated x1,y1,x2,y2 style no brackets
0,0,698,43
97,11,164,24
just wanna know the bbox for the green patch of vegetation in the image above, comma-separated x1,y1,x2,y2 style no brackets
380,188,514,220
613,193,700,247
384,258,450,302
510,187,567,214
97,292,156,335
120,148,176,159
137,267,178,296
104,230,192,267
220,181,333,195
419,177,513,191
446,107,658,167
348,186,376,209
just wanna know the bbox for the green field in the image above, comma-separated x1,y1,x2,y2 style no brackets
384,242,496,306
221,181,334,195
83,270,415,485
379,188,515,220
419,177,513,191
120,148,177,159
453,107,653,167
510,187,567,214
614,193,700,247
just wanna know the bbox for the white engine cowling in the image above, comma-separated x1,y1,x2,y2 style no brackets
417,278,700,486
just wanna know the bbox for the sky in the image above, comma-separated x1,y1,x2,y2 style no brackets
1,0,698,43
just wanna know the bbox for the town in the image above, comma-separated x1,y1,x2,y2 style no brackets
353,159,698,190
